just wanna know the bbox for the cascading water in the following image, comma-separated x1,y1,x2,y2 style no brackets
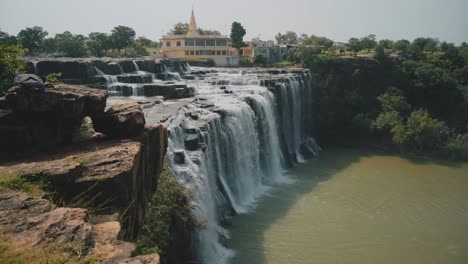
159,67,320,264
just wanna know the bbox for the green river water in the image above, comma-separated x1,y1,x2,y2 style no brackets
228,148,468,264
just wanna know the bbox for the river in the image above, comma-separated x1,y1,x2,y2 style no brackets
227,148,468,264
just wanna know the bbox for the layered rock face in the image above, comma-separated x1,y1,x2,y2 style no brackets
0,84,107,155
0,191,160,264
27,58,188,84
0,82,168,263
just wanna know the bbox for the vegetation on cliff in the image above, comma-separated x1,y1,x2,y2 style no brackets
0,43,26,96
295,37,468,161
136,165,193,259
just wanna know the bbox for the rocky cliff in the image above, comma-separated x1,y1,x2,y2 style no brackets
0,83,168,263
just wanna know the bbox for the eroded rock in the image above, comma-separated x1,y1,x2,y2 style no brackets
93,102,146,139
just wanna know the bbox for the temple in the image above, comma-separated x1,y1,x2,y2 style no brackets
160,9,239,66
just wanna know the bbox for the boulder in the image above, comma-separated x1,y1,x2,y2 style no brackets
93,102,146,139
5,84,107,116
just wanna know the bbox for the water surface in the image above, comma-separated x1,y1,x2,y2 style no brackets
228,148,468,264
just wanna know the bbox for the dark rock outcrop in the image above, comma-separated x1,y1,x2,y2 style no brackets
0,84,107,155
0,123,168,240
93,102,146,139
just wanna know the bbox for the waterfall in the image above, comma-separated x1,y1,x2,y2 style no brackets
132,60,140,72
163,64,182,81
163,68,320,264
33,61,38,75
94,66,118,85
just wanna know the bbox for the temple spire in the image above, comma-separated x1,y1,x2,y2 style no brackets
188,8,199,36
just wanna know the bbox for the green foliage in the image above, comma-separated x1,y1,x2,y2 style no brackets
110,25,136,52
170,22,189,35
198,28,221,36
136,165,192,255
17,26,48,54
377,88,411,113
360,34,377,52
275,31,298,45
230,22,246,50
0,44,26,96
206,59,216,67
393,109,449,152
297,33,334,48
442,134,468,161
87,32,110,57
253,52,266,65
400,60,462,118
379,39,394,50
0,173,51,196
373,111,404,132
45,72,62,84
347,37,362,54
0,29,18,45
374,44,387,61
288,46,323,65
54,31,87,57
393,39,411,53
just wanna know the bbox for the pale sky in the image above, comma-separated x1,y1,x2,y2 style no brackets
0,0,467,44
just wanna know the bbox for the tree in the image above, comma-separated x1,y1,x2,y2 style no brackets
275,31,298,45
54,31,87,57
198,28,221,35
423,38,439,54
458,46,468,65
374,44,387,61
302,35,334,48
88,32,110,57
379,39,393,50
400,60,462,118
0,29,17,45
409,37,430,59
169,23,189,35
347,38,362,54
40,38,57,54
253,52,266,65
393,39,410,53
17,26,48,54
392,109,449,152
110,26,136,52
0,44,26,95
360,34,377,52
230,22,246,50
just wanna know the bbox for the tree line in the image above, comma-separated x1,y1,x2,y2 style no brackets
286,33,468,161
0,26,159,57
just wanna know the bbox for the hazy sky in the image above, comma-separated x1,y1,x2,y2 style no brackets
1,0,467,44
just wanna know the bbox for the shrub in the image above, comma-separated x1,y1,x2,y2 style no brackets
0,44,26,95
392,109,449,152
45,72,62,84
442,134,468,161
135,165,193,255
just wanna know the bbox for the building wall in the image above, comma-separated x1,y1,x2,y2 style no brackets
160,36,238,66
